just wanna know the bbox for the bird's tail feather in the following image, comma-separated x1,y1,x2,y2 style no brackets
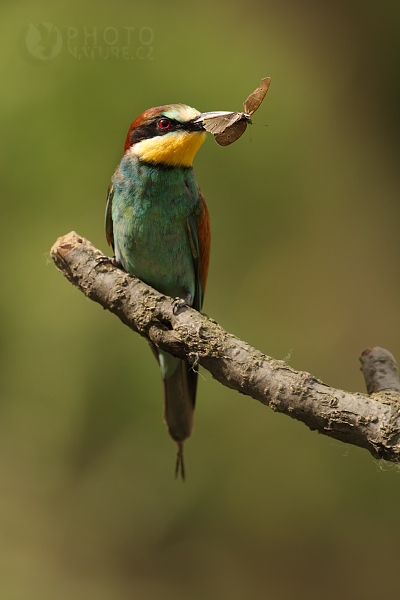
161,353,197,481
175,441,185,481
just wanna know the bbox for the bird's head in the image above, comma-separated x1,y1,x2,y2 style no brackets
124,104,207,168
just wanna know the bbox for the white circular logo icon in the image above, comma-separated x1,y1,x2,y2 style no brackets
26,23,62,60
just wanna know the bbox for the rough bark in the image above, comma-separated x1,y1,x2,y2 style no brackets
51,231,400,463
359,347,400,394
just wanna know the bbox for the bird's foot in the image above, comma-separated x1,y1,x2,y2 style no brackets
172,297,188,315
94,254,118,267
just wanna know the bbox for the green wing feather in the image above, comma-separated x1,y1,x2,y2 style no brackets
187,213,202,312
105,183,114,251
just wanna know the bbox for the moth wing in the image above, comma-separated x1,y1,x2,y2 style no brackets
243,77,271,115
214,120,248,146
202,112,243,134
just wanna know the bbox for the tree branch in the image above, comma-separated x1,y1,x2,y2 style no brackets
51,232,400,463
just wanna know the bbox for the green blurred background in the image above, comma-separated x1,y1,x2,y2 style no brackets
1,1,400,598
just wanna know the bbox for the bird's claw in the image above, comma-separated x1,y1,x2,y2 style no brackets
172,297,187,315
94,254,117,267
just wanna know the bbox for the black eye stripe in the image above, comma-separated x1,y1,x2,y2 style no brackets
128,117,204,146
129,118,177,144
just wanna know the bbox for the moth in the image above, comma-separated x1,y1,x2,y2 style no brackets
200,77,271,146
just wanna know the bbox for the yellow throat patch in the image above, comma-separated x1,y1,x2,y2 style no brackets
130,130,206,168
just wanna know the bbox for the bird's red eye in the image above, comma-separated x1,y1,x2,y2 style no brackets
158,118,170,129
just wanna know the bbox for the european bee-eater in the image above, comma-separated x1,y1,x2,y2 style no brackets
105,104,220,480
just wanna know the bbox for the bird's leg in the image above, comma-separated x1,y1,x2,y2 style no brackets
172,292,192,315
